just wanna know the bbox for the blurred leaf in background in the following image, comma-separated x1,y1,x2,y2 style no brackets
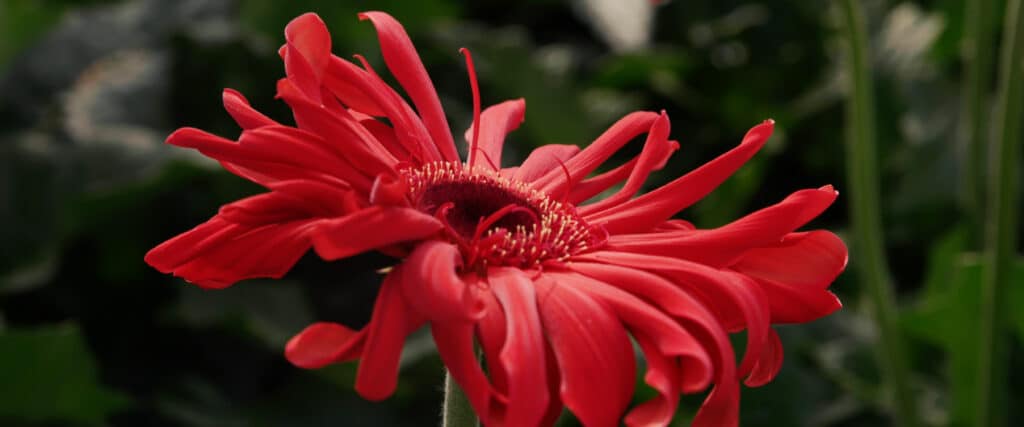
0,324,129,425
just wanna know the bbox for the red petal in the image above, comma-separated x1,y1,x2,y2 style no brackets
607,186,839,267
548,271,712,391
432,322,495,421
566,266,740,427
241,126,373,188
576,251,769,378
323,71,387,116
285,14,331,77
464,99,526,170
359,11,459,162
222,89,277,130
565,158,636,205
534,274,635,427
513,144,581,183
648,219,696,232
731,230,846,323
275,79,399,175
267,179,357,216
355,268,425,400
692,380,740,427
145,216,315,289
745,327,784,387
533,111,660,195
215,195,311,226
400,240,485,323
166,128,274,186
285,322,366,368
488,267,549,427
147,218,234,272
167,126,371,191
310,206,442,260
359,116,411,160
580,112,677,214
732,230,848,289
327,57,443,163
540,343,565,427
369,173,411,207
475,291,508,395
587,119,774,234
567,261,736,389
751,276,842,324
283,13,331,100
217,181,348,225
625,335,681,427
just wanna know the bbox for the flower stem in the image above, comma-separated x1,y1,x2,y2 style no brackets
442,370,479,427
837,1,916,426
976,0,1024,425
960,0,996,242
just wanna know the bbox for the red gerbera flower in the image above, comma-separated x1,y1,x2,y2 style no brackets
146,11,846,427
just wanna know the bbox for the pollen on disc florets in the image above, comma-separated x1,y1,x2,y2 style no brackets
403,161,600,271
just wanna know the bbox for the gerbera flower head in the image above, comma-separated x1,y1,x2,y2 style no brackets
146,11,846,427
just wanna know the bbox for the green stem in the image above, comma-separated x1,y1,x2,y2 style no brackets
442,370,479,427
837,1,916,426
976,0,1024,425
960,0,997,242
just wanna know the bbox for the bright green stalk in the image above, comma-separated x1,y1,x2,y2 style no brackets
442,370,479,427
960,0,997,240
976,0,1024,425
837,1,916,426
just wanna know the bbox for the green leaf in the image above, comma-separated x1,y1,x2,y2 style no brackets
901,229,1024,426
900,227,984,426
0,324,129,425
1002,257,1024,346
943,255,984,427
901,227,968,345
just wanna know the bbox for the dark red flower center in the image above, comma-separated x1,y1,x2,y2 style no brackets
416,181,540,240
404,162,600,271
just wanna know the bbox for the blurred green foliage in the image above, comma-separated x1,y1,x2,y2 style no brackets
0,0,1021,426
0,324,129,424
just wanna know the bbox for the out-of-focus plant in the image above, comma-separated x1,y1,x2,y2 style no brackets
976,0,1024,425
837,1,915,425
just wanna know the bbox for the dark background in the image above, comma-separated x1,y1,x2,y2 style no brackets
0,0,1020,426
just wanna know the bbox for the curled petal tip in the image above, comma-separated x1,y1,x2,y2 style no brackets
165,127,204,146
287,12,324,28
222,87,243,100
356,385,394,402
284,322,359,369
357,10,386,21
655,111,671,127
285,13,329,47
741,120,775,146
142,248,167,272
221,88,246,108
838,243,850,271
823,292,843,315
292,12,322,21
